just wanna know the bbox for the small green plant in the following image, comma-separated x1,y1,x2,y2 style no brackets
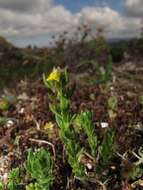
128,147,143,181
129,165,143,180
0,181,4,190
75,110,116,175
107,96,118,119
44,68,86,179
7,167,21,190
90,55,113,84
44,67,116,182
26,183,36,190
26,148,54,190
0,116,8,126
108,96,118,110
98,129,115,170
76,110,98,157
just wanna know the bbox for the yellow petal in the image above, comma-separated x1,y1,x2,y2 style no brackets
43,122,54,132
47,68,61,82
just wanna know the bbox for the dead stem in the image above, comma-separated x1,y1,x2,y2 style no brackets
33,117,41,131
84,151,95,161
29,138,56,160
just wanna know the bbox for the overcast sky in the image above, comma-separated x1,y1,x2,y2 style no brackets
0,0,143,46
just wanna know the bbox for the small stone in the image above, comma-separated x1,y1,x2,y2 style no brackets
19,107,25,114
6,120,14,128
86,163,92,170
101,122,109,128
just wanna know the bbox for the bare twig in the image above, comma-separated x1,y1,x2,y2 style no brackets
33,117,41,131
84,151,95,161
29,138,56,160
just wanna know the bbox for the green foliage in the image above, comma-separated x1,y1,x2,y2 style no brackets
108,96,118,110
99,129,115,170
66,142,85,178
44,68,86,179
26,148,54,190
91,55,113,84
0,117,8,126
59,123,86,178
107,96,118,119
77,110,116,173
128,147,143,180
44,68,118,181
7,167,21,190
77,110,98,157
26,183,36,190
129,165,143,180
0,182,4,190
44,68,117,180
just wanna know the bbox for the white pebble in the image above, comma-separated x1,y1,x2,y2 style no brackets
86,163,92,170
101,122,109,128
6,120,14,128
19,107,25,114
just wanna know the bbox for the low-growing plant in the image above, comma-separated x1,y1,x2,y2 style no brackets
26,148,54,190
107,96,118,120
44,67,116,183
98,129,115,171
75,110,115,173
76,110,98,157
90,55,113,84
26,183,35,190
44,68,86,179
0,182,4,190
108,96,118,110
0,116,9,126
7,167,21,190
129,165,143,180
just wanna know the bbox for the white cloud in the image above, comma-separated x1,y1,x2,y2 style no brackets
0,0,142,46
0,3,78,38
125,0,143,17
78,6,141,38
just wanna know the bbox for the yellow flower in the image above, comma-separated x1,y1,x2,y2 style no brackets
43,122,57,139
43,122,54,132
47,68,61,82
